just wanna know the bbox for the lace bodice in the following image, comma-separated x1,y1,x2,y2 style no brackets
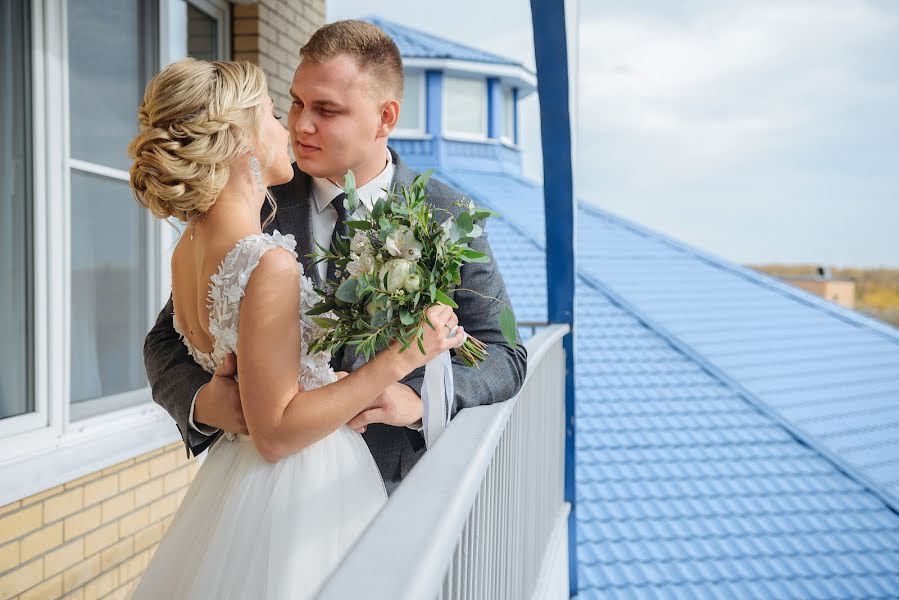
172,231,337,394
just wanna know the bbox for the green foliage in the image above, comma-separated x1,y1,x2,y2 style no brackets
306,169,520,366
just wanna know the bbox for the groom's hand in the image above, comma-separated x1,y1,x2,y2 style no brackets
194,353,248,435
348,382,423,433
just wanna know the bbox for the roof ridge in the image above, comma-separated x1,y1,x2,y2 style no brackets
363,16,524,68
437,167,899,516
577,201,899,345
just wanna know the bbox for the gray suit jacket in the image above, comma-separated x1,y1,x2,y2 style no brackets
143,147,527,494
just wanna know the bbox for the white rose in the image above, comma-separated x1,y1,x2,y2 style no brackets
379,258,413,293
403,273,421,293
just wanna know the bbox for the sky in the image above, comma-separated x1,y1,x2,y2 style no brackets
328,0,899,268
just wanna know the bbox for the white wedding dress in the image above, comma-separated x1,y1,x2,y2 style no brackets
127,231,387,599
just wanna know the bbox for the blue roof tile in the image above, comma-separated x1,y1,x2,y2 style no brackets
363,17,527,69
437,166,899,596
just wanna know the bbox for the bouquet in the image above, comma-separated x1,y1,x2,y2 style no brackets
306,170,518,367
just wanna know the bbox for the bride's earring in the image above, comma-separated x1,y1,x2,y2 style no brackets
249,153,265,193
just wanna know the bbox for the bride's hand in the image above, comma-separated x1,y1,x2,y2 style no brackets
387,303,466,375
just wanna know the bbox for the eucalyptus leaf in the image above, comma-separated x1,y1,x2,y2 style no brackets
499,305,518,347
311,317,338,328
345,220,372,230
400,308,416,325
457,211,473,233
434,289,458,309
305,302,335,316
335,278,359,303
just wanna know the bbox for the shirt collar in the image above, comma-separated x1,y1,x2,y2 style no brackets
311,148,395,214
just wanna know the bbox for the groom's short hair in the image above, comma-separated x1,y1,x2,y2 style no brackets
300,20,404,100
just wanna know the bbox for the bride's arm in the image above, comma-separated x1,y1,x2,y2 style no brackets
237,249,463,463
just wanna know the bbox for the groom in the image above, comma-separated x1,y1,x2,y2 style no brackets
144,20,527,494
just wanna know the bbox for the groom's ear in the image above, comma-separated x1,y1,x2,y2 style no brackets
376,98,400,139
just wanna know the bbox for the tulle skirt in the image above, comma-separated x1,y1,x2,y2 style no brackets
126,426,387,599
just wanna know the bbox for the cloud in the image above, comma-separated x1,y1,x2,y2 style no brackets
576,0,899,265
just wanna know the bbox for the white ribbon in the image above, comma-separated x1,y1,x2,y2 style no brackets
420,329,457,449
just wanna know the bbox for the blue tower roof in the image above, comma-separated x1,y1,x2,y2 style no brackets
364,16,528,69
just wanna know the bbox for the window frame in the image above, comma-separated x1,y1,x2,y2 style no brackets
391,70,428,139
442,75,489,142
0,0,232,506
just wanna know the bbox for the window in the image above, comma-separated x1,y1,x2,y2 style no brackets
503,87,516,144
0,0,233,504
186,1,230,61
0,0,32,424
394,71,425,136
68,0,157,420
444,76,487,139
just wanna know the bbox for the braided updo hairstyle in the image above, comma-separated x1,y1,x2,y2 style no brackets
128,58,269,222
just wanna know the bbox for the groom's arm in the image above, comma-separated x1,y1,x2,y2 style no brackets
400,221,528,419
144,297,219,457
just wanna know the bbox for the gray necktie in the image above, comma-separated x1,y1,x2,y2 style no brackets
326,192,348,285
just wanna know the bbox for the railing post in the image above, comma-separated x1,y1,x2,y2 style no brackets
529,0,578,595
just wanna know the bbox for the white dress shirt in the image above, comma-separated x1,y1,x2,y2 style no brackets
189,150,426,434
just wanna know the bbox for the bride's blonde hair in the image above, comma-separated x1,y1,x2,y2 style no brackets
128,58,274,223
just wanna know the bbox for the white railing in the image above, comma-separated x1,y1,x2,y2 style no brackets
318,324,571,600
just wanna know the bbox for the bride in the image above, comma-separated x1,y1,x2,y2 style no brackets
124,58,465,599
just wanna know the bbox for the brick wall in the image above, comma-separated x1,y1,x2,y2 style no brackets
0,443,197,600
233,0,326,121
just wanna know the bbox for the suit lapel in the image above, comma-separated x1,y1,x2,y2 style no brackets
268,162,322,286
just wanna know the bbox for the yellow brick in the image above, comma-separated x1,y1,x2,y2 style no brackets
162,469,188,494
64,505,102,541
82,476,119,507
0,504,42,545
133,522,163,553
101,459,134,477
44,538,84,577
62,587,84,600
64,470,103,490
83,523,118,557
22,484,65,505
116,552,147,586
104,584,131,600
82,569,117,600
117,463,149,491
0,559,43,597
20,522,63,562
62,552,101,593
43,489,84,522
133,479,163,508
117,507,149,539
20,573,62,600
100,492,134,522
0,539,20,567
0,500,22,518
100,537,133,571
147,454,176,479
149,494,177,524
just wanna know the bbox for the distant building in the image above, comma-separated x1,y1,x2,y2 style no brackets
783,266,856,309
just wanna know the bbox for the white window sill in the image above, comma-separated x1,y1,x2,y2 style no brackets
389,131,432,141
0,400,181,507
443,132,490,143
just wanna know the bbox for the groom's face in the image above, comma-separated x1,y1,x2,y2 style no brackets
288,54,387,180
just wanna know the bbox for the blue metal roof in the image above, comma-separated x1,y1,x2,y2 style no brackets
436,167,899,597
363,17,527,69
